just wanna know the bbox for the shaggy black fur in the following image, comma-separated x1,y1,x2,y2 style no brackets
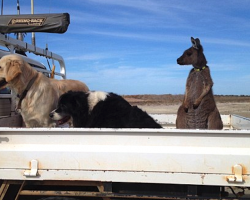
50,91,162,128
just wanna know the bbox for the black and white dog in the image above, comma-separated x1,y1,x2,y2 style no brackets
49,91,162,128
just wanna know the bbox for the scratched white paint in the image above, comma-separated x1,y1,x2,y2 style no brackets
0,114,249,187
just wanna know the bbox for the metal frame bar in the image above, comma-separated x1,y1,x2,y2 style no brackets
0,33,66,79
0,181,9,200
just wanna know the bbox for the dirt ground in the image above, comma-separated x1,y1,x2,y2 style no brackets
123,95,250,118
137,102,250,118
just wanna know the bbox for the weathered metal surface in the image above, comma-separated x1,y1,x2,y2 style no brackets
231,115,250,130
0,124,250,187
226,164,243,183
0,115,22,127
2,179,250,199
23,159,38,177
0,181,9,200
19,190,182,199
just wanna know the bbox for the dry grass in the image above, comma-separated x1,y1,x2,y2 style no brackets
123,95,250,118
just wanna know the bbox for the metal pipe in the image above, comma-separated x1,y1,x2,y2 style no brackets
1,0,3,15
31,0,36,46
17,0,23,41
17,0,20,14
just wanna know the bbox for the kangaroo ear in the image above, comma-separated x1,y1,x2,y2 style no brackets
5,60,22,82
191,37,201,50
191,37,198,49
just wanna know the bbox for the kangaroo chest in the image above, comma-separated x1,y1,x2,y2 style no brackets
187,71,207,100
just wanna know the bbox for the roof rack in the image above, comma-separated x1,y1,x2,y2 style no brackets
0,33,66,79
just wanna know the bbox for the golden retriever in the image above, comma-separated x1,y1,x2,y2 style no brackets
0,54,89,127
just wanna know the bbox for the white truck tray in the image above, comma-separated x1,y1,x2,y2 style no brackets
0,114,250,187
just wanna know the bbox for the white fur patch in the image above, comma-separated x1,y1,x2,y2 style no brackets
50,109,64,120
88,91,108,113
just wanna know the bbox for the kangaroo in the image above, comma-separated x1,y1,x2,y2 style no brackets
176,37,223,129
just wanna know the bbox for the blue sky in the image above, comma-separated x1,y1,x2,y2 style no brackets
3,0,250,95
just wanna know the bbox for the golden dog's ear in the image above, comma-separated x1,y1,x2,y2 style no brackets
5,60,22,82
